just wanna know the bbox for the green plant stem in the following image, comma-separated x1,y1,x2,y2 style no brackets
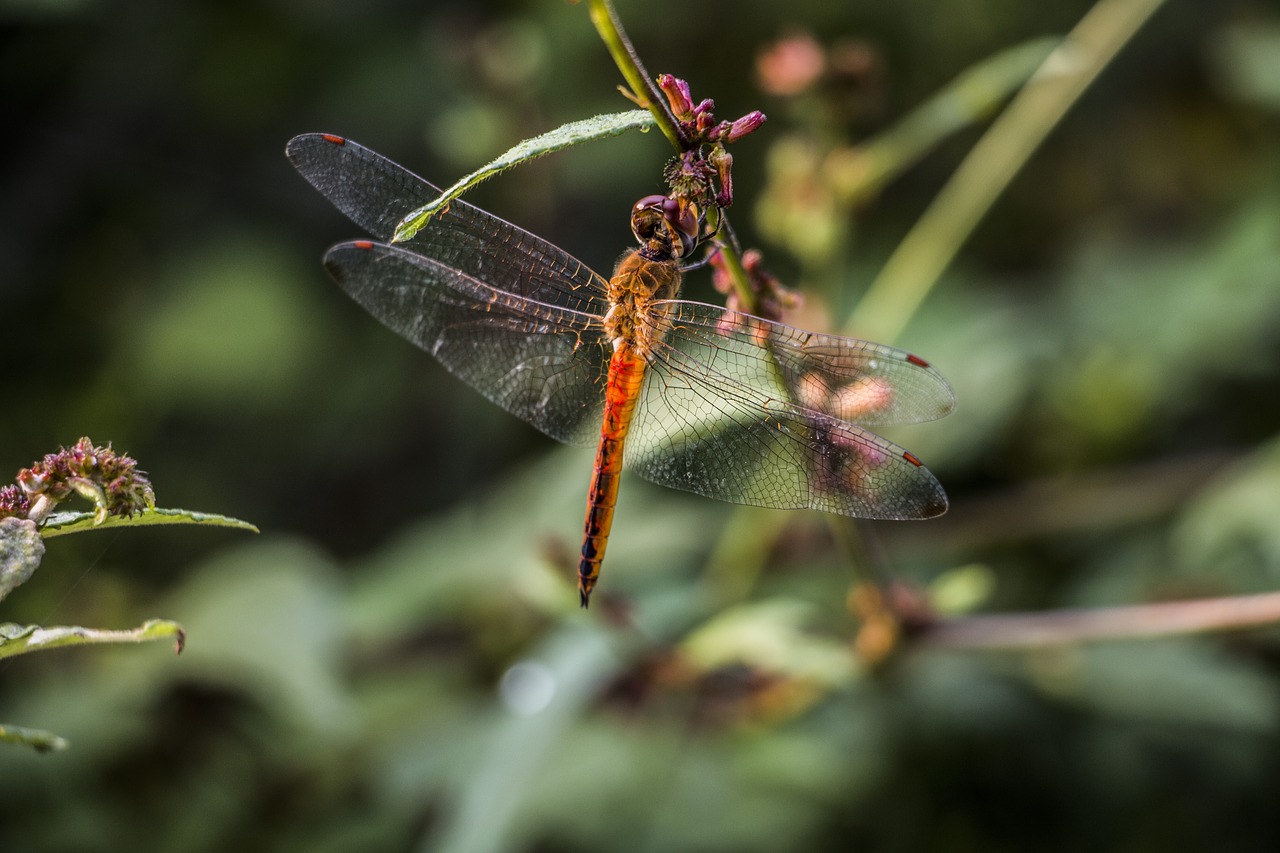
582,0,758,314
711,215,760,312
701,506,791,604
848,0,1169,343
835,0,1166,649
583,0,682,149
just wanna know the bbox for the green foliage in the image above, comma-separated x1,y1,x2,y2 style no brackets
0,443,254,751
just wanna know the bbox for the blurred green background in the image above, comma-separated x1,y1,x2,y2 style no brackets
4,0,1280,850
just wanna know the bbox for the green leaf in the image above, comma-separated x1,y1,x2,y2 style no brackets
1174,434,1280,577
0,618,185,660
38,507,259,539
929,563,998,615
423,624,624,853
1209,22,1280,110
0,722,69,752
0,517,46,603
161,539,348,733
393,109,656,242
681,599,857,688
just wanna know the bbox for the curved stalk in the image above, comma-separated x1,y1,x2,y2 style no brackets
849,0,1169,342
583,0,683,150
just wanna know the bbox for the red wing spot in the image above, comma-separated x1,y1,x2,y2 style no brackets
321,133,347,146
906,353,930,368
353,240,374,251
902,451,924,467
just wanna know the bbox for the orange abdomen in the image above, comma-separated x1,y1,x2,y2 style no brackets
578,343,647,607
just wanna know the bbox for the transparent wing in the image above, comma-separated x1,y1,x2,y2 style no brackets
324,241,610,447
287,133,611,317
625,300,950,519
650,300,954,425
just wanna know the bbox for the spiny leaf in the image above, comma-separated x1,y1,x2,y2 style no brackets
38,507,259,539
0,618,185,660
393,109,656,242
0,722,69,752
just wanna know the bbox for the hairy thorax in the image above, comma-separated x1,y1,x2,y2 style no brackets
603,249,683,357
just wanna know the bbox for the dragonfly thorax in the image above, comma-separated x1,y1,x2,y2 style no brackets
604,249,682,355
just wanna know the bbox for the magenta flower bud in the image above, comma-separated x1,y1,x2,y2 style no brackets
726,111,766,142
657,74,695,119
709,146,734,208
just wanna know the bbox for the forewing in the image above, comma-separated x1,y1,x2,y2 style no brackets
324,241,609,447
287,133,610,317
624,300,949,519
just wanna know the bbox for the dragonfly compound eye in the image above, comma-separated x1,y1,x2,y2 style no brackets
669,202,701,259
631,195,699,259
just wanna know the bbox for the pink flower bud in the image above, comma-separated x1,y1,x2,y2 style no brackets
726,111,766,142
657,74,694,119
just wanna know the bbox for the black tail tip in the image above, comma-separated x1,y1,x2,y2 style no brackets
579,589,591,609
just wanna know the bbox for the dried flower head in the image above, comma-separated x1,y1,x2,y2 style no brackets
0,484,31,520
5,437,155,525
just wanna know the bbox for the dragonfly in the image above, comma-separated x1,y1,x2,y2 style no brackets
287,133,954,607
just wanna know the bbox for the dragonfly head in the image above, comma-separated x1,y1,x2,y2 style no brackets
631,195,701,261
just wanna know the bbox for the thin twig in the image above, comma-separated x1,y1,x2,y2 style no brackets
918,592,1280,649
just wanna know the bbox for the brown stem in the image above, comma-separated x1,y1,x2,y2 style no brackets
26,494,58,525
917,591,1280,649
